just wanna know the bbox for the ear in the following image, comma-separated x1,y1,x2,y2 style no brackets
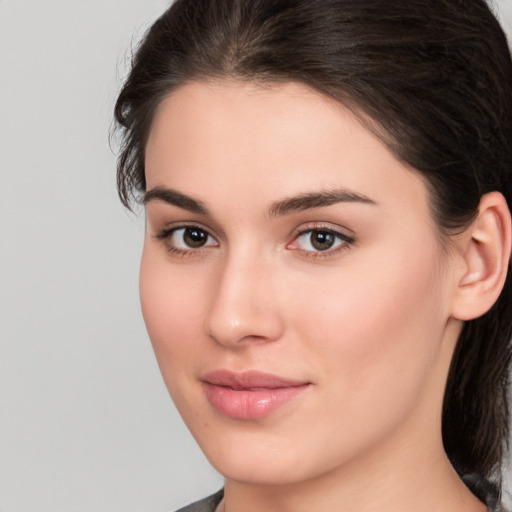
450,192,511,321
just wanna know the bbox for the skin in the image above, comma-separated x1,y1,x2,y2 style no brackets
141,81,488,512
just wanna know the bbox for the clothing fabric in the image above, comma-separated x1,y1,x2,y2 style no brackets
174,480,507,512
175,490,223,512
462,474,508,512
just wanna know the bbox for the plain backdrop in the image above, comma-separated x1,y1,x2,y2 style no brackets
0,1,511,511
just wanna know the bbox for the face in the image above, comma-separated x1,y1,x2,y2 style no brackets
141,81,461,485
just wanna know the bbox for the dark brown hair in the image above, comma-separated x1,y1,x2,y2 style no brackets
114,0,512,490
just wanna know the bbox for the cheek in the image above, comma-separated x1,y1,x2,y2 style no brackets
289,242,447,419
139,244,207,383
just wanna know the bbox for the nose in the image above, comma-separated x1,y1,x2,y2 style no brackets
204,251,285,348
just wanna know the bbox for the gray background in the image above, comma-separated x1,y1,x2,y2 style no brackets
0,1,511,511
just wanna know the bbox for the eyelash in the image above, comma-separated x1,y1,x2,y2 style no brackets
154,223,355,258
154,224,218,257
288,225,355,259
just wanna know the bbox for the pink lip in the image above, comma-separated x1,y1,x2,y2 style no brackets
201,370,310,420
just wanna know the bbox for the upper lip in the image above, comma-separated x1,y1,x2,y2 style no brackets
201,370,309,389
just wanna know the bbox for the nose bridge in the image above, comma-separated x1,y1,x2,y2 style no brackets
205,245,282,347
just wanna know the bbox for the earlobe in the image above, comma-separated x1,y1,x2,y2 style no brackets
450,192,512,321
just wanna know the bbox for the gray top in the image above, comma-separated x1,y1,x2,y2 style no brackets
175,490,223,512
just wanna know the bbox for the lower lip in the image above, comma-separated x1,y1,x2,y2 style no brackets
203,383,309,420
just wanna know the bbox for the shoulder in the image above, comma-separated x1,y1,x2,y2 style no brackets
174,490,224,512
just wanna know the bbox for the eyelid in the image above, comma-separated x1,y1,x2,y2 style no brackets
153,220,214,237
289,220,354,237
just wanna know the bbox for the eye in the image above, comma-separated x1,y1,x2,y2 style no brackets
156,225,218,252
173,227,213,248
288,228,354,255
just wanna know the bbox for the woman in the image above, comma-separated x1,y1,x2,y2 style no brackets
114,1,512,511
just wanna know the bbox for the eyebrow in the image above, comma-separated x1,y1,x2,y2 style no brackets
268,189,376,217
144,186,209,215
143,186,376,217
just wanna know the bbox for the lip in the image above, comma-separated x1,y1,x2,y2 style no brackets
201,370,310,420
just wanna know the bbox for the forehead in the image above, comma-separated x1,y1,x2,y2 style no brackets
145,80,431,220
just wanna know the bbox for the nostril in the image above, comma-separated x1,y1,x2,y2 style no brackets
205,302,284,347
204,257,285,346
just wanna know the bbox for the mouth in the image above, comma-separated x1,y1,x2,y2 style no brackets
201,370,311,420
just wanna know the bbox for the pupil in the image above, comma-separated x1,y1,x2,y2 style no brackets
184,228,207,248
311,231,334,251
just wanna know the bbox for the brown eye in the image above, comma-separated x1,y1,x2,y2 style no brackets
291,228,353,255
183,227,209,248
160,226,218,251
309,230,336,251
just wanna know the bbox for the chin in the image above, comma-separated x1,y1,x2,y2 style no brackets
212,456,308,486
190,425,307,484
